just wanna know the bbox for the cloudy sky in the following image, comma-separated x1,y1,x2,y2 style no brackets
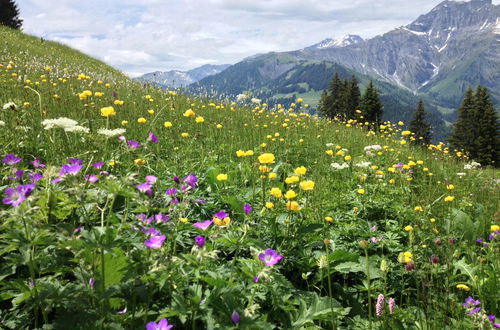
17,0,499,77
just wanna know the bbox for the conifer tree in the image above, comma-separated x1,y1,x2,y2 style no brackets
448,87,476,152
408,99,432,145
318,73,345,119
345,74,361,120
360,81,383,129
473,86,499,166
0,0,23,30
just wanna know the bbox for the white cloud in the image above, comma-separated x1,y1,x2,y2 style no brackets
17,0,500,76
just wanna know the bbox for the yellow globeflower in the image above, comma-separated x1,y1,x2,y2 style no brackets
236,150,245,157
446,184,455,190
357,189,365,195
134,158,146,165
444,196,455,202
216,173,228,181
398,251,413,264
259,165,270,173
286,201,301,211
490,225,500,232
284,190,297,199
113,100,124,105
414,206,423,212
324,216,333,222
299,180,315,191
164,121,173,128
285,176,300,184
258,153,275,164
183,109,196,117
179,217,189,224
216,124,223,129
456,284,470,291
121,120,128,125
265,202,275,209
137,117,147,124
326,150,334,156
181,132,190,138
268,173,277,179
195,116,205,123
100,106,116,117
401,130,411,136
404,225,413,232
270,187,283,198
148,109,155,115
294,166,307,175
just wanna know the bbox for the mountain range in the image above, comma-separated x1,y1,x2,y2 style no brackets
138,0,499,139
136,64,230,88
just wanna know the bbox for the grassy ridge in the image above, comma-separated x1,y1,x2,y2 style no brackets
1,26,499,329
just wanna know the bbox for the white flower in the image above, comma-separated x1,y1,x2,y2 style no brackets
331,162,349,170
236,94,247,102
3,102,17,110
355,161,371,168
97,128,126,137
325,143,334,147
42,117,79,130
0,120,5,126
64,125,89,133
251,97,261,104
457,172,466,177
364,144,382,151
464,161,481,170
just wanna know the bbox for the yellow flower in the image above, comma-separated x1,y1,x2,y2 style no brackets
404,225,413,232
270,187,283,198
398,121,404,126
444,196,455,202
100,106,116,117
284,190,297,199
259,165,270,173
137,117,147,124
344,155,351,161
121,120,128,125
183,109,196,117
336,150,345,156
108,160,117,166
113,100,124,105
294,166,307,175
446,184,455,190
285,176,300,184
164,121,173,128
398,251,413,263
401,130,411,136
148,109,155,115
134,158,146,165
181,132,190,138
389,179,395,184
245,150,254,156
324,216,333,222
268,173,277,179
430,218,436,223
286,201,301,211
258,153,275,164
325,150,334,156
265,202,275,209
236,150,245,157
299,180,315,191
195,116,205,123
216,173,228,181
414,206,423,212
179,217,189,224
216,124,223,129
357,189,365,195
456,284,470,291
490,225,500,232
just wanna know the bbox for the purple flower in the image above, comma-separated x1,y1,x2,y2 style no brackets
183,173,198,189
166,187,178,196
117,307,127,315
137,183,153,194
463,296,481,308
388,298,396,314
59,163,83,177
370,225,377,231
195,236,205,247
214,210,229,219
137,214,153,225
231,311,240,325
142,227,161,236
243,203,252,214
127,140,141,149
146,318,173,330
144,235,166,249
155,213,169,223
52,177,63,183
170,198,179,205
476,238,483,244
146,175,158,184
85,174,99,183
118,135,126,141
259,248,283,266
68,158,83,165
467,307,481,315
29,173,43,182
197,199,206,204
74,226,84,233
3,184,36,207
430,255,440,264
92,162,104,169
148,132,159,143
394,162,404,168
89,278,95,288
173,176,180,183
30,158,46,168
376,294,385,316
193,220,213,231
253,276,260,283
2,153,22,165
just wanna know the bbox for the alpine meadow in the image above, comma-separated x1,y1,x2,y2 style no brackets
0,1,500,329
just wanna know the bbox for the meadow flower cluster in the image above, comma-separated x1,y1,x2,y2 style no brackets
0,26,498,329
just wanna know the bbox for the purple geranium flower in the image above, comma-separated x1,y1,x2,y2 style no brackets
195,236,205,247
127,140,141,149
214,210,229,219
155,213,169,223
146,175,158,184
146,318,173,330
144,235,166,249
243,203,252,214
231,311,240,325
92,162,104,169
166,187,178,196
137,183,153,194
85,174,99,183
2,184,36,207
137,214,153,225
117,307,127,315
30,158,46,168
60,163,83,177
68,158,83,165
142,227,161,236
259,248,283,266
148,132,159,143
183,173,198,189
173,176,180,183
193,220,213,231
29,173,44,182
2,153,22,165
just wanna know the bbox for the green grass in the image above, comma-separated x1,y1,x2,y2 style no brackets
0,26,499,329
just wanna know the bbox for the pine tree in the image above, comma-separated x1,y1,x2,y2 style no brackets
448,88,476,153
408,99,432,145
360,81,383,129
318,73,345,119
0,0,23,30
473,86,499,166
344,74,361,120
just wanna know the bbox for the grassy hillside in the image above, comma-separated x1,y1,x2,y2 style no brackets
1,26,499,329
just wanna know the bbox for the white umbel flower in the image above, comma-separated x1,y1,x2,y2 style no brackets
97,128,126,137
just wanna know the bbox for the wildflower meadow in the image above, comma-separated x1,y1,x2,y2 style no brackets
0,26,499,329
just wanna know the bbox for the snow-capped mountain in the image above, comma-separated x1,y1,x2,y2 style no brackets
136,64,230,88
305,35,364,50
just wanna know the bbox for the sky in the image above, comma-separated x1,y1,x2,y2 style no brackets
17,0,500,77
